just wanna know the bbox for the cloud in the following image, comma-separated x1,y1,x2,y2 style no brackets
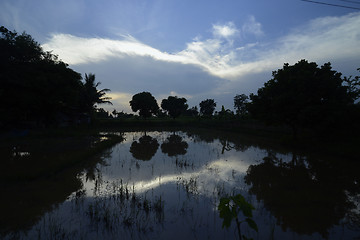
212,22,239,39
42,13,360,112
179,12,360,81
105,92,133,113
71,54,225,112
42,33,189,65
43,12,360,82
41,20,258,78
242,15,264,37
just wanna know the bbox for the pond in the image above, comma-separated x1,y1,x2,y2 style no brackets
1,130,360,239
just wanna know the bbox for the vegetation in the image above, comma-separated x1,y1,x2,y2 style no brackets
234,94,249,117
0,26,112,128
2,25,360,240
1,25,359,146
82,73,112,114
343,68,360,102
0,129,124,181
218,194,258,240
129,92,159,118
199,99,216,116
161,96,188,119
248,60,359,138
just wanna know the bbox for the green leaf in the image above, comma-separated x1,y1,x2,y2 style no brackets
245,218,258,232
241,203,254,218
218,197,233,229
232,194,246,206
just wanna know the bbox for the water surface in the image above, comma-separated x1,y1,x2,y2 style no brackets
2,130,360,239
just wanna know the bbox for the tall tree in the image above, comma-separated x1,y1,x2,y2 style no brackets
81,73,112,114
343,68,360,102
0,26,84,126
248,59,352,138
129,92,159,118
199,99,216,116
161,96,188,119
234,94,249,116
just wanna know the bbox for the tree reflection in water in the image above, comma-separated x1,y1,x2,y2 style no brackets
161,134,188,157
130,135,159,161
0,136,120,237
2,130,360,239
245,152,360,238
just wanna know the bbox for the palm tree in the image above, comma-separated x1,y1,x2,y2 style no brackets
82,73,112,113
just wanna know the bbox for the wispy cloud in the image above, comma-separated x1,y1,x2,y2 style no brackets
43,12,360,84
242,15,264,37
212,22,239,40
42,33,190,65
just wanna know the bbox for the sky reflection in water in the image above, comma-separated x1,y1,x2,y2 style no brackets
4,131,360,240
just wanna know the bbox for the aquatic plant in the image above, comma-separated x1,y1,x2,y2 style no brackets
218,194,258,240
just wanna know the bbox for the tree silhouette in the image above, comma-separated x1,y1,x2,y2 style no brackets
161,96,188,119
184,106,199,117
0,26,86,126
343,68,360,102
130,135,159,161
199,99,216,116
234,94,249,116
129,92,159,118
217,105,233,119
161,134,188,156
248,60,352,138
0,26,115,127
81,73,112,114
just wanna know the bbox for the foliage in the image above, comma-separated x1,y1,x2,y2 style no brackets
112,110,134,119
184,106,199,117
343,68,360,102
0,26,111,127
199,99,216,116
248,60,352,137
81,73,112,114
216,105,234,119
234,94,249,116
161,96,188,119
95,108,112,119
129,92,159,118
218,194,258,240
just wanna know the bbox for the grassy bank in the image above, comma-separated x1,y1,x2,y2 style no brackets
0,128,124,181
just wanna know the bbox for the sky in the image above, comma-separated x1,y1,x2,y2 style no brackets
1,0,360,113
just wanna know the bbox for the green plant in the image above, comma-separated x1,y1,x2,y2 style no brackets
218,194,258,240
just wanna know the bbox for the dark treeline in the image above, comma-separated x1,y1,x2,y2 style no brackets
1,26,360,138
0,26,111,128
123,60,360,138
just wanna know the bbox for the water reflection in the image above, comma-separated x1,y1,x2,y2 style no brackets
1,130,360,240
161,134,188,157
245,152,360,238
0,135,121,238
130,134,159,161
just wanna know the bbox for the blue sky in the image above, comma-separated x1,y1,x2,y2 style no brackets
1,0,360,113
